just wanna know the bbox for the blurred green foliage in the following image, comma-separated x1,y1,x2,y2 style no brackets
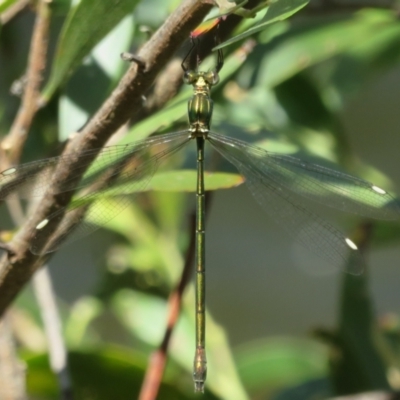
2,0,400,398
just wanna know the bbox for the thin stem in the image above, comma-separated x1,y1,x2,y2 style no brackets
131,58,185,124
32,268,73,400
0,0,51,167
7,198,74,396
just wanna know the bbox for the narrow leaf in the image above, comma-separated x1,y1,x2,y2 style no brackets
69,170,244,210
215,0,309,49
42,0,139,100
256,10,399,88
329,248,390,393
148,170,244,192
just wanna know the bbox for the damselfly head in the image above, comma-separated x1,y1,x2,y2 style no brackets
183,70,220,90
182,24,224,79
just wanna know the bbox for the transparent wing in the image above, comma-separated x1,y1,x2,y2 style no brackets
0,131,189,198
208,132,400,273
0,130,191,254
209,133,400,219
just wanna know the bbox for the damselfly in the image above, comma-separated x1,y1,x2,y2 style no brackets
0,40,399,393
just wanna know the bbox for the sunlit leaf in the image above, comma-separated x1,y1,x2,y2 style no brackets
69,171,243,211
42,0,139,100
148,170,244,192
65,296,103,347
0,0,16,13
58,14,135,140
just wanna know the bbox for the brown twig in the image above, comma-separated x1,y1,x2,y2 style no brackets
1,0,50,167
133,57,186,124
138,192,213,400
0,0,214,316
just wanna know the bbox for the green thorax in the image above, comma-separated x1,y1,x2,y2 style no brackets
184,70,220,136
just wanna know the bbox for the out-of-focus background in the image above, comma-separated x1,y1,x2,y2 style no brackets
1,0,400,399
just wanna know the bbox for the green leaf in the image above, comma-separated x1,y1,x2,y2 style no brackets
253,10,400,89
58,14,134,140
147,170,244,192
112,291,176,345
235,337,328,395
49,0,73,16
215,0,309,50
273,378,331,400
69,171,243,211
0,0,17,13
373,222,400,247
328,257,391,394
151,190,187,232
25,347,196,399
324,11,400,103
112,289,249,399
215,0,247,12
65,296,103,347
89,200,180,285
261,0,309,24
42,0,139,101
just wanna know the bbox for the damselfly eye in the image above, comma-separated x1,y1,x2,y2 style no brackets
183,71,196,84
205,70,219,85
